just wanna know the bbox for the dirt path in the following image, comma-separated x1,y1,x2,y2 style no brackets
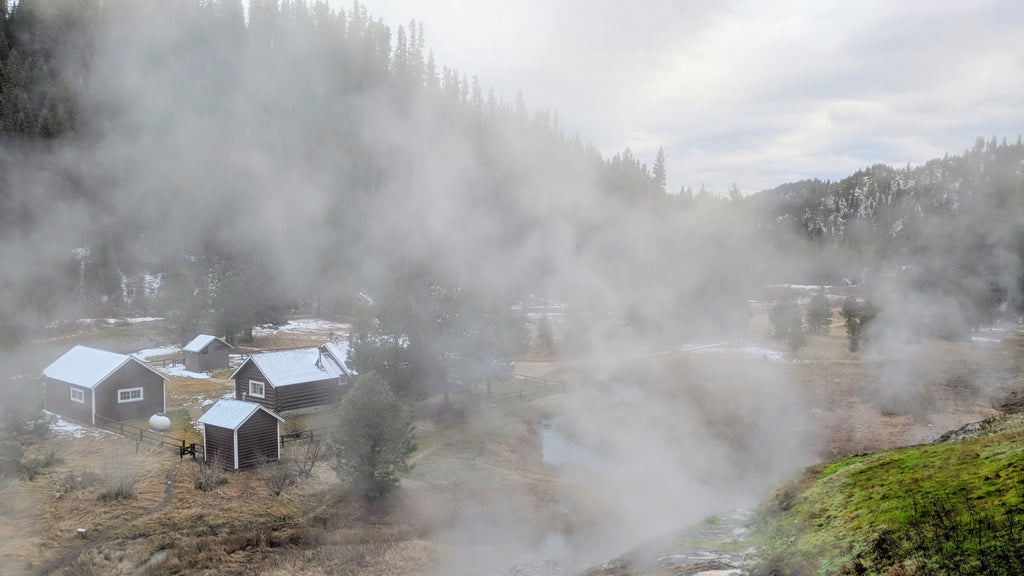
36,459,183,576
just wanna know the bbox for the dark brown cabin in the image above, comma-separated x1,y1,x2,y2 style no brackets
197,398,284,469
183,334,233,372
43,345,165,425
229,346,352,414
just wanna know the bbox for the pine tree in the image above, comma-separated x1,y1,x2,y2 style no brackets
805,290,832,334
652,147,667,194
329,372,415,500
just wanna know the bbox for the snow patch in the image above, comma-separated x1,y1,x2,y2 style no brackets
47,411,112,438
686,342,795,363
133,346,180,361
160,365,211,379
253,318,350,337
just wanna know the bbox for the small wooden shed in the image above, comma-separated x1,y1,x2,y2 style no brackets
183,334,233,372
229,345,352,414
43,345,165,425
197,398,284,469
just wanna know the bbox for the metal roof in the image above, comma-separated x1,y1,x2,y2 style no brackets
43,345,154,390
321,340,356,376
197,398,283,430
229,347,345,387
183,334,232,353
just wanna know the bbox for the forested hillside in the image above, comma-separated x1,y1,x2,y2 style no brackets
0,1,668,333
0,0,762,403
1,0,1021,364
751,137,1024,340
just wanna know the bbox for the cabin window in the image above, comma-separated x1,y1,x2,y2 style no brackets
249,380,265,399
117,387,144,403
70,388,85,404
200,348,208,355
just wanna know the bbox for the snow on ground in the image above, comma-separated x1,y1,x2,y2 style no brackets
133,346,180,361
46,411,112,438
253,318,350,337
124,316,164,323
684,341,796,363
971,336,1002,344
160,365,210,379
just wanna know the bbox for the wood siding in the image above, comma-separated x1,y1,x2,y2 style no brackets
44,379,92,424
233,362,279,411
44,360,163,425
276,378,346,413
233,362,345,413
95,360,164,424
204,424,236,468
236,410,280,468
185,340,230,372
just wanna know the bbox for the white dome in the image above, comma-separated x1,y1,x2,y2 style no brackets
149,413,172,431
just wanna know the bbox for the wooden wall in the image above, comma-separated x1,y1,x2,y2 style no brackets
185,340,230,372
95,361,164,423
236,410,280,468
44,379,92,423
233,362,279,411
204,424,236,468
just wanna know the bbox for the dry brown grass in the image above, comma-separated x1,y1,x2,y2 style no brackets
11,311,1024,575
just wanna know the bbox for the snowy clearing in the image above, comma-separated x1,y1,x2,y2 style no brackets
160,365,210,379
47,411,112,438
685,342,796,364
253,318,350,337
133,346,180,360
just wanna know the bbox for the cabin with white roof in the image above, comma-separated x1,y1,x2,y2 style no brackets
183,334,233,372
229,342,354,414
43,345,166,425
197,398,284,469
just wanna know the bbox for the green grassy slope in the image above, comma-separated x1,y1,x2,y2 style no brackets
752,415,1024,575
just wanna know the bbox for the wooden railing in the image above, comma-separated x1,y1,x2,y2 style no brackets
94,415,202,459
499,373,566,402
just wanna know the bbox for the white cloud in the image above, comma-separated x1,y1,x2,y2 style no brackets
353,0,1023,193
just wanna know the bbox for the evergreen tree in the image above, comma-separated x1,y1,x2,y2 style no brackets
840,298,878,353
805,289,832,334
329,371,415,500
652,146,666,194
769,298,805,350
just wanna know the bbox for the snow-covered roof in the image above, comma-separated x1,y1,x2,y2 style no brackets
43,345,134,389
321,340,356,376
197,398,283,430
230,347,345,387
183,334,232,353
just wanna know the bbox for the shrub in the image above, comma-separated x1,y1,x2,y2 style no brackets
18,450,62,481
191,458,228,491
258,461,296,496
98,463,139,501
58,470,102,493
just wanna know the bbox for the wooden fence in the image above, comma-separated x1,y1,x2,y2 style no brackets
95,415,203,460
145,356,182,368
280,427,326,445
144,353,250,369
498,373,566,402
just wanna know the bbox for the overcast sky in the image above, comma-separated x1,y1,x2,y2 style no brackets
341,0,1023,195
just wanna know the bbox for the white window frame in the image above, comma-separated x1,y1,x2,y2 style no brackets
117,387,144,403
249,380,266,399
70,387,85,404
